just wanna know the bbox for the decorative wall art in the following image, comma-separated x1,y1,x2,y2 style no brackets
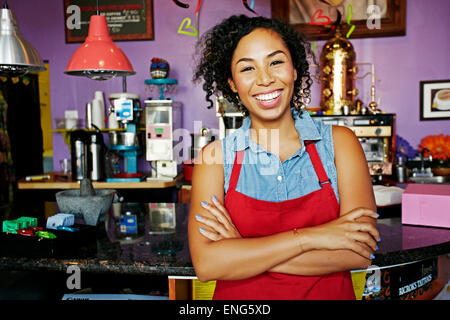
420,80,450,121
271,0,406,40
64,0,154,43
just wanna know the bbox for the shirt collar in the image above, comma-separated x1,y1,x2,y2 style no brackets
229,108,323,152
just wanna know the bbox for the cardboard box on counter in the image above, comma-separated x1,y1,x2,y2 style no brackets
402,184,450,228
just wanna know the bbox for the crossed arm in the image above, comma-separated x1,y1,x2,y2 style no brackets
188,126,379,282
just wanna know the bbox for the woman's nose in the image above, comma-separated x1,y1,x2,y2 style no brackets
256,68,275,86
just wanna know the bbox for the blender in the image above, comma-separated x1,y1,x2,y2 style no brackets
106,92,143,182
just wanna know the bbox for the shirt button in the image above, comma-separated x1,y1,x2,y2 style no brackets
277,175,282,182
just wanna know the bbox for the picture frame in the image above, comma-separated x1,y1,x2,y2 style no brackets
63,0,154,43
420,80,450,121
271,0,406,40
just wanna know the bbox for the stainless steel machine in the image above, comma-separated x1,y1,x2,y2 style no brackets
216,96,244,139
312,113,396,177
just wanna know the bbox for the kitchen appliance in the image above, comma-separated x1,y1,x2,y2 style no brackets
312,113,396,177
70,129,106,181
144,77,181,181
145,99,182,180
319,29,357,115
106,93,143,182
216,96,244,139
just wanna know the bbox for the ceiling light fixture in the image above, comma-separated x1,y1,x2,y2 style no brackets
64,0,135,81
0,0,46,77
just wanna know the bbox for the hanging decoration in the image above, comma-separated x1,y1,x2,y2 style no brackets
195,0,203,39
172,0,189,9
175,0,203,39
346,4,355,38
242,0,256,15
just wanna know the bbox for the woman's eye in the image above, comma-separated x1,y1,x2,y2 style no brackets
271,60,284,66
240,66,254,72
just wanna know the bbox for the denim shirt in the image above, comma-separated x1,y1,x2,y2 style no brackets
222,108,340,203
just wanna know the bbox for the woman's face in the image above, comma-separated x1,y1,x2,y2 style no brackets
228,28,297,122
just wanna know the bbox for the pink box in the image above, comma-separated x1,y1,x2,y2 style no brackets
402,184,450,228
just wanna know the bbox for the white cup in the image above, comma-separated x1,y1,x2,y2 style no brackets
433,89,450,110
60,158,71,174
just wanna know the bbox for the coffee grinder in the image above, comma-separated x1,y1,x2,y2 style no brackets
144,78,181,181
106,92,143,182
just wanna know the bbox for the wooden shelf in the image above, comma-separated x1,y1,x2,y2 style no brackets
17,172,181,190
52,128,146,133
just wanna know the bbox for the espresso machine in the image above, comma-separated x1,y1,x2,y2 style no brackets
144,78,182,181
311,114,396,177
311,28,395,178
216,96,244,139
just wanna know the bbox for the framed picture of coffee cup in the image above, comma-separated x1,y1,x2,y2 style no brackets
420,80,450,121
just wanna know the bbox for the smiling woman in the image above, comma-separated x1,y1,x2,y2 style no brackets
189,15,379,300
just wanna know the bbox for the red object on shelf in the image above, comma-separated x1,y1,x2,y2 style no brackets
65,15,135,75
112,173,143,178
183,160,194,182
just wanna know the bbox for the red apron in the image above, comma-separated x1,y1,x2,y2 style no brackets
213,140,356,300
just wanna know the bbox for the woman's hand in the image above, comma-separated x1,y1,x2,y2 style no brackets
301,207,380,260
195,195,242,241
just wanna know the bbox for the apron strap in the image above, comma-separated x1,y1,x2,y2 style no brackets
304,140,331,186
228,150,245,192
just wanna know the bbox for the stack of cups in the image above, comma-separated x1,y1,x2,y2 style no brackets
91,91,105,129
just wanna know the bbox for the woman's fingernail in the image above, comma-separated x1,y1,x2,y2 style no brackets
376,245,379,251
212,195,217,202
199,227,205,233
378,236,381,242
375,213,380,218
195,214,202,220
201,201,207,207
370,254,375,259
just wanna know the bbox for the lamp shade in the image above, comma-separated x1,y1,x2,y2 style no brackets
0,8,46,76
65,15,135,80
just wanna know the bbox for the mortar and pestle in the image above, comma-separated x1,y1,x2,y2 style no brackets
55,178,116,226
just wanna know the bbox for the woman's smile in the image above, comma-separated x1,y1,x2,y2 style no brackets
253,89,284,109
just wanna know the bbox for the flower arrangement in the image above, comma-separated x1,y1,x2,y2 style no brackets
419,134,450,169
396,135,418,161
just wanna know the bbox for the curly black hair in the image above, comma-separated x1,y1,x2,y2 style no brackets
193,15,313,115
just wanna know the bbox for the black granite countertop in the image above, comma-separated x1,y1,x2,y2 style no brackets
0,201,449,276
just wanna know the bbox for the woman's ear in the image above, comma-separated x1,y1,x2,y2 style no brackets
228,78,237,93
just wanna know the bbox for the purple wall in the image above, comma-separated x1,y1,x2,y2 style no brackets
9,0,450,171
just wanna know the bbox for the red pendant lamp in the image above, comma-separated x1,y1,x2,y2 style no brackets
65,10,135,80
